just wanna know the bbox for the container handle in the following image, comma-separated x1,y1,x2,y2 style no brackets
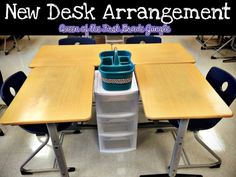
113,47,119,65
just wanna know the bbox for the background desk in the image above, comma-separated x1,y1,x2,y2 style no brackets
29,43,195,69
29,44,111,68
135,64,233,177
113,43,196,64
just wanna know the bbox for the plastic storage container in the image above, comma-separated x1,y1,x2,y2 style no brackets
95,71,139,115
94,71,139,153
99,50,135,91
98,134,137,153
97,113,138,136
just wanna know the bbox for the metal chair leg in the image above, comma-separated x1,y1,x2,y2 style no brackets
0,105,6,136
13,35,20,52
223,58,236,63
3,36,9,55
211,37,233,59
20,134,57,175
20,133,75,175
175,131,221,169
20,134,73,175
0,128,4,136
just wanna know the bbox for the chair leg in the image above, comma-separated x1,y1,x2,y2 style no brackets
0,128,4,136
175,131,221,169
211,37,233,59
192,132,221,168
223,57,236,63
3,36,9,55
200,35,219,50
13,35,20,52
20,134,59,175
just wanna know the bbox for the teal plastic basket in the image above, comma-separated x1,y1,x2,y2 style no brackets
99,50,135,91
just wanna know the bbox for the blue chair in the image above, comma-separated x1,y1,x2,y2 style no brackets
0,70,4,136
58,37,96,45
126,36,162,44
169,67,236,169
0,71,73,175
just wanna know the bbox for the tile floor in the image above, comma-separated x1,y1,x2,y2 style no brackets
0,36,236,177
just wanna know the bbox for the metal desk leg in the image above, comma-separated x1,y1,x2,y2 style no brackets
47,124,69,177
140,119,202,177
168,119,189,177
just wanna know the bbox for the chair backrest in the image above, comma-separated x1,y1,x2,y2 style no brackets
0,71,27,106
126,36,162,44
206,67,236,106
58,37,96,45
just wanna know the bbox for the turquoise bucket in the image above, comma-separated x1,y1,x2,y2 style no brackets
99,50,134,91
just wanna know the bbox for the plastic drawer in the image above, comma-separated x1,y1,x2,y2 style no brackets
94,70,139,115
97,114,138,135
98,134,137,153
95,93,139,115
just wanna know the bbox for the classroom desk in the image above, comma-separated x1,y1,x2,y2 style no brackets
29,43,195,68
29,44,111,68
112,43,195,64
0,66,94,177
135,64,233,177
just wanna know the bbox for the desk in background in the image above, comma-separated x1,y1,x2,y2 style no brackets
29,44,111,68
112,43,195,64
29,43,195,69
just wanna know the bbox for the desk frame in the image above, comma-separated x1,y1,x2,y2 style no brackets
47,124,70,177
168,119,190,177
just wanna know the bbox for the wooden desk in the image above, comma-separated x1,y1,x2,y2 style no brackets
0,66,94,177
29,44,111,68
0,66,94,125
135,64,232,119
112,43,195,64
135,64,233,177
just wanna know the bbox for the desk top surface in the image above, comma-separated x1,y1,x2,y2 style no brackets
29,44,111,67
135,64,233,120
29,43,195,68
112,43,195,64
0,66,94,125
